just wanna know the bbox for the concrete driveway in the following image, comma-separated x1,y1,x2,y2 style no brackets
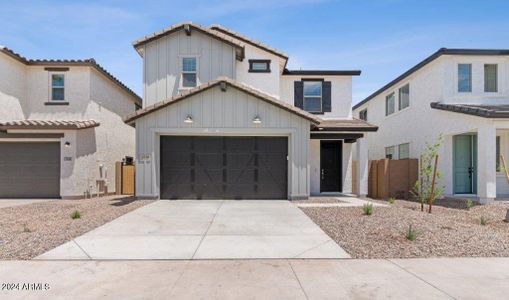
37,200,349,260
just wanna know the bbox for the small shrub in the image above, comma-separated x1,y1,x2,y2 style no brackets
362,203,373,215
70,210,81,219
22,223,31,233
406,225,418,241
480,216,488,226
465,199,474,210
388,197,396,204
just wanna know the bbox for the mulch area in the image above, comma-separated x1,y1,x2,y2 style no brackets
0,196,153,260
301,199,509,258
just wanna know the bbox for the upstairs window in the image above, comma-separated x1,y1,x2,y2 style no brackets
458,64,472,92
182,57,197,88
398,84,410,110
248,59,270,73
359,108,368,121
303,81,322,113
484,64,498,92
51,74,65,101
385,92,395,116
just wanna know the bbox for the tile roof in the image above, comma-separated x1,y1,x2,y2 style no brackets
208,24,289,60
132,21,245,60
0,46,141,106
124,77,321,124
313,118,378,132
430,102,509,118
0,120,100,130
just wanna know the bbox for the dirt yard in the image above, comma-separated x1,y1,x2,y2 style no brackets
0,196,153,260
301,199,509,258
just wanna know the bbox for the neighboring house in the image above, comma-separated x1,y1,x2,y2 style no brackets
0,46,141,199
353,48,509,204
124,21,377,200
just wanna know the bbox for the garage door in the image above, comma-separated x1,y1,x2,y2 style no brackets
0,142,60,198
160,136,288,199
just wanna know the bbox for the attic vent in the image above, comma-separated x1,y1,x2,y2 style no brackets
220,82,227,92
184,24,191,36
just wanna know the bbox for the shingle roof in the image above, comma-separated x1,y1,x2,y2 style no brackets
208,24,288,60
0,120,100,130
124,77,321,125
353,48,509,110
0,46,142,106
132,21,245,60
430,102,509,118
313,118,378,132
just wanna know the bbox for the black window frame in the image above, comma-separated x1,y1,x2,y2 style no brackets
359,108,368,121
248,59,271,73
302,79,323,113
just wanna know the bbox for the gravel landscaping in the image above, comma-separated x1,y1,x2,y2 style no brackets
301,199,509,258
0,196,153,260
293,197,348,204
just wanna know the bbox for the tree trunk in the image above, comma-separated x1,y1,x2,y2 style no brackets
420,154,424,212
428,154,439,213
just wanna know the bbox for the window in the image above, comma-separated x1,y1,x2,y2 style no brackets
385,146,396,159
182,57,197,88
496,136,501,172
359,108,368,121
398,84,410,110
303,81,322,112
248,60,270,73
51,74,65,101
484,64,498,92
398,143,410,159
458,64,472,92
385,92,395,116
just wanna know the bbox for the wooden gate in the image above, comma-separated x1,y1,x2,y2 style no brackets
368,159,418,199
115,162,135,195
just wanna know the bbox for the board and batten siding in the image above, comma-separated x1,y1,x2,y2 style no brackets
143,30,236,106
135,85,311,199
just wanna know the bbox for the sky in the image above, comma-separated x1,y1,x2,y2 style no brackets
1,0,509,104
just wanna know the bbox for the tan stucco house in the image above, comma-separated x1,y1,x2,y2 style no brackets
0,46,141,198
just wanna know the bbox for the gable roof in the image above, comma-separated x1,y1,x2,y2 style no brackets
132,21,245,60
0,46,142,106
124,77,320,125
353,48,509,110
208,24,288,61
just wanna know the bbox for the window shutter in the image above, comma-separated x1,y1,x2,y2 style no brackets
294,81,304,109
322,81,332,112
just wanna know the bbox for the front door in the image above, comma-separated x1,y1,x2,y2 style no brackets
320,141,342,192
453,134,477,194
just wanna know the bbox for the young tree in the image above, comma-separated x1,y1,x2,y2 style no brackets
411,135,445,213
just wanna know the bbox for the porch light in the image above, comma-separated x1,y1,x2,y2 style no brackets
184,115,193,123
64,141,71,147
252,115,262,124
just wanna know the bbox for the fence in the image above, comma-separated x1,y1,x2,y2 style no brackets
115,162,135,195
368,158,418,200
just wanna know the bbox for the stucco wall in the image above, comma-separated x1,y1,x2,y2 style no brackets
353,55,509,196
280,75,353,119
0,54,27,120
143,30,236,107
134,84,311,199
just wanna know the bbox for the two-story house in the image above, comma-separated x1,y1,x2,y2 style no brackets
0,46,141,199
124,21,377,200
353,48,509,204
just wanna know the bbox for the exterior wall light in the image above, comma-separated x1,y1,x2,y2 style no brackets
252,115,262,124
184,115,193,123
64,141,71,147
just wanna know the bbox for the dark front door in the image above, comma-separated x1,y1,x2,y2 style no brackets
320,141,342,192
160,136,288,199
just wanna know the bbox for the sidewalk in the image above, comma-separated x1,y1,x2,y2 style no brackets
1,257,507,299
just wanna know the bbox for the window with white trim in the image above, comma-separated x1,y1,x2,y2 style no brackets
303,81,322,112
51,74,65,101
458,63,472,92
484,64,498,92
359,108,368,121
385,92,395,116
398,84,409,110
398,143,410,159
181,57,197,88
385,146,396,159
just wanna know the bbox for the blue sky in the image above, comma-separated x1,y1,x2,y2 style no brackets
2,0,508,104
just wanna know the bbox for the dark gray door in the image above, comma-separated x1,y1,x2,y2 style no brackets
0,142,60,198
160,136,288,199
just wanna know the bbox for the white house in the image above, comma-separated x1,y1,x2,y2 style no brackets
353,48,509,204
124,21,377,200
0,46,141,199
